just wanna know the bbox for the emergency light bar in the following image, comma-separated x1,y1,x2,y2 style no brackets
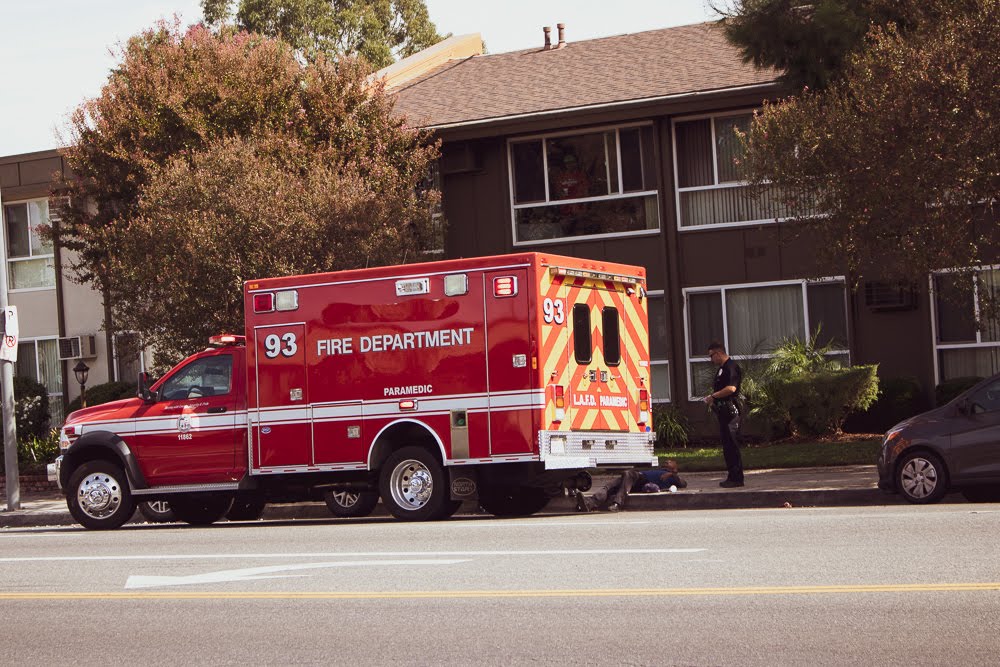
548,266,641,285
209,334,246,346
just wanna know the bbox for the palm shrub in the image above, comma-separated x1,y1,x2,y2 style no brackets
653,404,689,448
745,331,879,437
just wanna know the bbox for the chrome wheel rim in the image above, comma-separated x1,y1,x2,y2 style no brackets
331,490,360,508
78,472,124,519
901,457,939,499
389,459,434,511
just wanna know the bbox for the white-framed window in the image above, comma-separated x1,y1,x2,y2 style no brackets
113,332,146,383
647,289,671,403
931,265,1000,382
683,278,850,399
16,337,64,426
508,122,660,244
2,198,56,290
672,110,802,230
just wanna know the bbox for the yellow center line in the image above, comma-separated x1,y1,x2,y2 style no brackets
2,583,999,600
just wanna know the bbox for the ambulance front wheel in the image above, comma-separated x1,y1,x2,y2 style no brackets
379,447,448,521
67,460,137,530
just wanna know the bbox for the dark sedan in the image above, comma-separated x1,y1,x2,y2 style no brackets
878,373,1000,503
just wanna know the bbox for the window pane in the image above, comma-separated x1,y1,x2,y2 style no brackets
602,307,621,366
648,296,668,359
16,342,37,379
28,200,52,254
116,333,143,382
978,269,1000,342
674,119,713,188
511,140,545,204
715,115,751,183
935,273,976,343
573,303,592,364
807,283,848,348
5,203,31,258
605,131,620,194
514,194,658,241
726,284,804,354
968,377,1000,413
10,257,55,289
546,133,612,200
651,363,670,402
689,361,716,397
161,356,233,400
37,339,62,395
939,347,1000,380
687,292,723,354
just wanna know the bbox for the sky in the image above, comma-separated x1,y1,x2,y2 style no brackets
0,0,719,156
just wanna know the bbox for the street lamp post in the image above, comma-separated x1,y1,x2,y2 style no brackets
73,361,90,408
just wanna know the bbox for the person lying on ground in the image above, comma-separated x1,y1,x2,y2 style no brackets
575,460,687,512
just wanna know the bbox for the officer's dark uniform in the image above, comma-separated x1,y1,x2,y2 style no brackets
713,358,744,485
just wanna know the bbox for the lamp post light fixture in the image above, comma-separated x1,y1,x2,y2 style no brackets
73,361,90,408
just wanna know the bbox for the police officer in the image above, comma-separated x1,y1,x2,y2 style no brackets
703,341,744,487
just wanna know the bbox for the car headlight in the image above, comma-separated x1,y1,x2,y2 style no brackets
882,427,905,448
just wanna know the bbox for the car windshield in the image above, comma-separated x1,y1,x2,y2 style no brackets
969,377,1000,414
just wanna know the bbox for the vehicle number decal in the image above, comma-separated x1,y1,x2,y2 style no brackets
542,298,565,325
264,332,298,358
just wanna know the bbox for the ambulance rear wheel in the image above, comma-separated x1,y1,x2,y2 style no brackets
324,490,379,518
171,494,234,526
67,460,137,530
479,486,550,517
379,447,447,521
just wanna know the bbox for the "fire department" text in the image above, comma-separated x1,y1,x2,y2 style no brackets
316,327,475,356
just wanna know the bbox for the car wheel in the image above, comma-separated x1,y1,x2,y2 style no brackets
170,494,235,526
324,489,379,518
138,500,176,523
378,447,447,521
896,451,949,504
67,460,136,530
479,486,550,517
962,486,1000,503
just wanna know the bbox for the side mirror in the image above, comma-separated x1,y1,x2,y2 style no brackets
137,372,156,403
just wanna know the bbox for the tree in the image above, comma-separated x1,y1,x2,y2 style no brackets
735,0,999,291
201,0,443,68
57,22,440,367
716,0,969,90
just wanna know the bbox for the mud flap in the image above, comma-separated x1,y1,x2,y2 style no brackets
449,466,479,502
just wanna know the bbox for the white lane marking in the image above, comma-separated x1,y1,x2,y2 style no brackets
125,559,469,589
0,548,705,564
448,520,652,527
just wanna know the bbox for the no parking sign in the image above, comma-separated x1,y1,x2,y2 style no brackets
0,306,18,362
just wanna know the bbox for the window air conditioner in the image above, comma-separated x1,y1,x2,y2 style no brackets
863,282,916,311
58,335,98,360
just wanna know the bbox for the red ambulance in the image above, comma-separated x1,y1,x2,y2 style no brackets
51,253,656,529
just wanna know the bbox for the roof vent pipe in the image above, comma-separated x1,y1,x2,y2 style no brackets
557,23,566,48
543,26,552,50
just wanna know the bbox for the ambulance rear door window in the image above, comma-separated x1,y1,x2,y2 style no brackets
573,303,592,364
603,307,621,366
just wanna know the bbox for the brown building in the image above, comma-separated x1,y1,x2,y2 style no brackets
383,22,999,426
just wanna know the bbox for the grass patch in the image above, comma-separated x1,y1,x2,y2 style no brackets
656,436,882,472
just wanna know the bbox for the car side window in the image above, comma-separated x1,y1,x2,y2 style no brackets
160,355,233,401
970,379,1000,414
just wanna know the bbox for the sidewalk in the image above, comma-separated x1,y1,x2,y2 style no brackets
0,465,902,529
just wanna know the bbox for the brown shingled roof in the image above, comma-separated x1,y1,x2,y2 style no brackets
391,21,780,129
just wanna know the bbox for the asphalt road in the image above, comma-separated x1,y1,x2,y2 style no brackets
2,504,999,665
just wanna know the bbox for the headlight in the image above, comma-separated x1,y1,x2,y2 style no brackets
59,425,76,452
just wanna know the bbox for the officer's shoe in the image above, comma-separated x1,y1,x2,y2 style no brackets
719,480,744,488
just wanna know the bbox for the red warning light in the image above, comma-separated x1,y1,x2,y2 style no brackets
253,293,274,313
493,276,517,297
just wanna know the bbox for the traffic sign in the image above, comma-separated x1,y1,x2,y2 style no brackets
0,306,18,362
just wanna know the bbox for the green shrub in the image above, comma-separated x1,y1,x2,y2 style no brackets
742,331,879,437
66,381,138,415
17,429,60,470
653,404,689,448
769,365,880,436
844,376,927,433
4,376,51,445
935,376,982,407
